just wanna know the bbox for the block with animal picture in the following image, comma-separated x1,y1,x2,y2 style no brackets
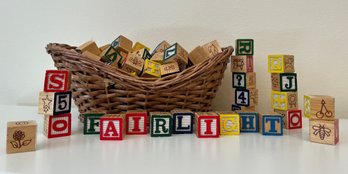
126,110,147,135
201,40,222,58
161,62,180,77
132,42,150,52
188,46,210,65
236,39,254,55
274,109,302,129
216,111,240,135
121,51,145,75
100,114,126,140
231,104,255,112
7,120,37,154
38,91,72,115
271,91,298,110
260,114,283,136
171,109,194,134
231,56,253,73
111,35,133,53
152,40,170,55
44,70,70,92
194,112,219,138
78,40,101,56
150,112,172,137
304,95,335,120
141,59,161,78
43,113,72,138
83,113,105,134
268,55,294,73
310,119,339,145
271,73,297,92
232,72,256,89
163,43,189,70
238,112,259,133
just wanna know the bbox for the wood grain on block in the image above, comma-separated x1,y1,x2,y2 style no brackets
232,72,256,89
163,43,188,70
83,113,105,134
236,39,254,56
150,112,172,137
171,109,194,134
188,46,210,65
271,73,297,92
7,120,37,154
111,35,133,53
271,91,298,111
231,56,254,73
194,112,219,138
260,114,283,136
231,104,255,112
78,40,101,56
100,114,125,140
151,52,164,63
134,48,151,60
82,51,101,61
44,70,70,92
249,88,258,106
38,91,72,115
142,59,161,77
216,111,240,135
152,40,170,55
121,52,145,75
202,40,222,58
126,110,147,135
161,62,180,76
274,109,302,129
43,113,71,138
238,112,259,132
304,95,335,120
99,44,111,52
268,55,295,73
310,119,339,145
132,42,150,52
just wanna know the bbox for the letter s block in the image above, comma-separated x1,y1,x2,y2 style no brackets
194,112,219,138
261,114,283,136
150,112,172,137
44,70,70,92
100,114,125,141
43,114,71,138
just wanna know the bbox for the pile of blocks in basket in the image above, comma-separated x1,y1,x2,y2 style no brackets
77,36,222,77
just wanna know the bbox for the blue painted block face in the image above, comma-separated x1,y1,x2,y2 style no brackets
173,112,193,134
261,115,283,136
239,112,259,132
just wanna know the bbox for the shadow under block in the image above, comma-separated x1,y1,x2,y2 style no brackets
232,72,256,89
38,91,72,115
150,112,172,137
161,62,180,76
271,73,297,92
274,109,302,129
44,70,70,92
231,104,255,111
43,113,72,138
142,59,161,77
163,43,189,70
83,113,105,134
7,120,37,154
125,111,147,135
152,40,170,55
132,42,150,52
261,114,283,136
100,114,126,140
171,109,194,134
188,46,210,65
304,95,335,120
111,35,133,53
271,91,298,111
268,55,295,73
238,112,259,132
310,119,339,145
231,56,254,73
121,52,145,75
78,40,101,56
216,111,240,135
235,88,258,107
236,39,254,55
194,112,219,138
201,40,222,58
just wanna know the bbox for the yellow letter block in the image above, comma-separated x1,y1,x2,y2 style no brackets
142,59,161,78
132,42,150,52
271,91,298,111
268,55,294,73
217,111,240,135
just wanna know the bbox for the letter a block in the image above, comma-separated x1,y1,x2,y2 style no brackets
217,111,240,135
44,70,70,92
261,114,283,136
171,109,194,134
274,109,302,129
83,113,104,134
43,114,72,138
38,91,72,115
304,95,335,120
239,112,259,132
7,120,37,154
310,119,339,145
194,112,219,138
150,112,172,137
100,114,125,140
268,55,294,73
271,91,298,110
126,111,147,135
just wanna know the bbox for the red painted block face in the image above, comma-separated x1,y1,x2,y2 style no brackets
288,110,302,129
125,112,147,135
46,113,72,138
44,70,70,92
100,118,123,140
195,113,219,138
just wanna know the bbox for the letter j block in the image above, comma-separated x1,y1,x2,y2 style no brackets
194,112,219,138
150,112,172,137
261,114,283,136
44,70,70,92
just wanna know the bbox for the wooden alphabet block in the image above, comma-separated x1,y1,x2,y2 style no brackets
216,111,240,135
194,112,219,138
163,43,189,70
83,113,105,134
261,114,283,136
232,72,256,89
271,73,297,92
100,46,123,65
100,114,126,140
268,55,294,73
111,35,133,53
231,104,255,111
188,46,211,65
126,110,147,135
161,62,180,77
82,51,101,62
38,91,72,115
44,70,70,92
171,109,194,134
99,44,111,52
78,40,101,56
236,39,254,55
231,56,254,73
7,120,37,154
121,52,145,75
235,89,258,107
304,95,335,120
150,112,172,137
202,40,222,58
238,112,259,132
43,113,72,138
142,59,161,78
310,119,339,145
132,42,150,52
152,40,171,55
134,48,152,60
271,91,298,111
274,109,302,129
151,52,164,63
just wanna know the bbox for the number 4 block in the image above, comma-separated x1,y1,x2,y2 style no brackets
235,89,258,107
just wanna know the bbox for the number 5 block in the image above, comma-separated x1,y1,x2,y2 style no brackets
38,91,72,115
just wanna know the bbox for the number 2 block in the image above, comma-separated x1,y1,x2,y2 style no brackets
38,91,72,115
44,70,70,92
271,91,298,110
43,113,71,138
268,55,294,73
232,72,256,89
236,39,254,55
261,114,283,136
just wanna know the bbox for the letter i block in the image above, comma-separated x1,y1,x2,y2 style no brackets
126,111,147,135
83,113,105,134
44,70,70,92
310,119,339,145
271,91,298,110
142,59,161,77
100,114,125,140
236,39,254,55
268,55,295,73
231,56,254,73
7,120,37,154
43,114,72,138
261,114,283,136
232,72,256,89
150,112,173,137
38,91,72,115
304,95,335,120
171,109,194,134
194,112,219,138
271,73,297,92
239,112,259,132
274,109,302,129
216,111,240,135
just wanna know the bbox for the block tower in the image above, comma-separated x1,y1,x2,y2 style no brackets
231,39,258,111
38,70,72,138
268,55,302,129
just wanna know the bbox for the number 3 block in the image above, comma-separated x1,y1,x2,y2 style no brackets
271,91,298,110
268,55,294,73
38,91,72,115
44,70,70,92
304,95,335,120
43,114,71,138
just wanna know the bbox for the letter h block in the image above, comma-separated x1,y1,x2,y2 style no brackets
43,114,72,138
239,112,259,133
194,112,219,138
126,110,147,135
261,114,283,136
216,111,240,135
83,113,105,134
100,114,126,140
171,109,194,134
150,112,172,137
44,70,70,92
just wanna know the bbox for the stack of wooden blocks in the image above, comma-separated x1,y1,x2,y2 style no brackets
231,39,258,111
304,95,339,145
268,55,302,130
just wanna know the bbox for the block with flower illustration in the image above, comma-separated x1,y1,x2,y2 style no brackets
7,120,37,154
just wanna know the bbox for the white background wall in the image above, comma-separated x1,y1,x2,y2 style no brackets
1,0,347,118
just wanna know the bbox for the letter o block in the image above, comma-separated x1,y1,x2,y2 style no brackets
44,114,71,138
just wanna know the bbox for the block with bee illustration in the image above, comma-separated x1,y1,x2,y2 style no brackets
152,40,171,55
100,114,126,140
111,35,133,53
201,40,222,58
271,91,298,111
78,40,101,56
236,39,254,55
271,73,297,92
188,46,210,65
43,113,71,138
261,114,283,136
44,70,70,92
121,52,145,75
161,62,180,76
150,112,173,137
231,56,253,73
38,91,72,115
216,111,240,135
163,43,189,70
132,42,150,52
232,72,256,89
194,112,219,138
268,55,294,73
7,120,37,154
274,109,302,129
304,95,335,120
310,119,339,145
142,59,161,77
126,110,147,135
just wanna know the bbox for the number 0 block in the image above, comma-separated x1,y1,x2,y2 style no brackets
43,114,71,138
44,70,70,92
38,91,72,115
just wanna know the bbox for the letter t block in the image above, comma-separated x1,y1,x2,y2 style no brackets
261,114,283,136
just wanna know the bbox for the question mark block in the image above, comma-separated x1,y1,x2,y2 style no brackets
216,111,240,135
271,91,298,111
38,91,72,115
43,113,71,138
231,56,254,73
236,39,254,55
303,95,335,120
232,72,256,89
271,73,297,92
274,109,302,129
268,55,295,73
310,119,339,145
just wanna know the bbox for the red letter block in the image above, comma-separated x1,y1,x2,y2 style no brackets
194,112,219,138
274,109,302,129
100,114,125,140
126,111,147,135
44,70,70,92
43,113,71,138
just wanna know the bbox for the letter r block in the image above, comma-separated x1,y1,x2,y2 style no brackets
261,114,283,136
44,113,71,138
125,111,147,135
150,112,172,137
44,70,70,92
194,112,219,138
239,112,259,133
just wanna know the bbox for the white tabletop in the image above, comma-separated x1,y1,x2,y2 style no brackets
0,105,346,174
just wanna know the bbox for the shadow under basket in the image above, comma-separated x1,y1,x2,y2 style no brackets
46,43,234,122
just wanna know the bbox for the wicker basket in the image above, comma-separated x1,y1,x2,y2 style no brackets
46,43,234,121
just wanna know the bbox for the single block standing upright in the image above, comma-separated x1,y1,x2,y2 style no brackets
43,113,72,138
271,73,297,92
38,91,72,115
216,111,240,135
83,113,105,134
304,95,335,120
100,114,126,140
236,39,254,55
238,112,259,133
126,110,147,135
232,72,256,89
171,109,194,134
274,109,302,129
44,70,70,92
260,114,283,136
7,120,37,154
310,119,339,145
194,112,219,138
150,112,173,137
